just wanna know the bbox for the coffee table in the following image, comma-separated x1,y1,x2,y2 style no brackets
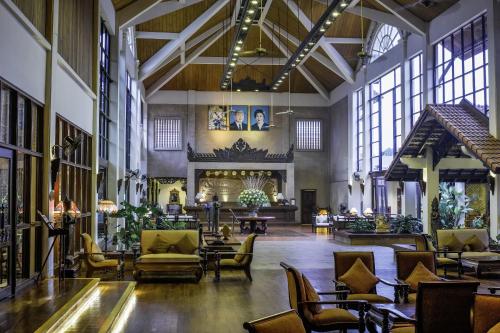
236,216,275,234
366,302,415,333
201,236,241,274
461,255,500,277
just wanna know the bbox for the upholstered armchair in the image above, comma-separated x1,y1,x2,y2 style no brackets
415,234,462,277
280,261,367,333
383,281,479,333
243,309,306,333
333,251,407,304
81,233,122,279
472,293,500,333
214,233,257,281
312,207,332,233
395,251,443,303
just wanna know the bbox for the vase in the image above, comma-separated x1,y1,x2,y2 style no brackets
247,205,259,217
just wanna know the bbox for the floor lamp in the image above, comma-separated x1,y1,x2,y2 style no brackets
97,200,117,252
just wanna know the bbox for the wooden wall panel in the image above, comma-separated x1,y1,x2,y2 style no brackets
58,0,95,87
12,0,47,37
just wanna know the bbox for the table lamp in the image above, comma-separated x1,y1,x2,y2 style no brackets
349,207,359,216
276,193,284,204
363,208,374,217
98,199,118,252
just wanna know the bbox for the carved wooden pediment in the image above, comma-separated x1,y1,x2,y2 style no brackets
187,138,294,163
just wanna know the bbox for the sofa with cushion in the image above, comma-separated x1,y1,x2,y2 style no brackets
134,230,203,281
436,229,498,259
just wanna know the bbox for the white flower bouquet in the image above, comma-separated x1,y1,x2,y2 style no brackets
238,189,269,207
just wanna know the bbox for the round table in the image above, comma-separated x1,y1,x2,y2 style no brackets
235,216,275,234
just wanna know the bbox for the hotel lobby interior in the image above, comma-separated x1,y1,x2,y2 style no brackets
2,0,500,332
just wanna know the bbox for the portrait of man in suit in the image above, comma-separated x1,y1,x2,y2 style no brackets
250,106,269,131
229,106,248,130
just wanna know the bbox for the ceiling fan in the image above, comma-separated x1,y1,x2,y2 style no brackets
239,0,267,57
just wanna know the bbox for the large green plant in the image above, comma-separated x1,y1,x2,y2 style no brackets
391,215,422,234
111,201,161,248
348,217,375,233
438,183,475,229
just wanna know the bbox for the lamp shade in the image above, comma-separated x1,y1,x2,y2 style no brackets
276,193,284,200
97,200,118,214
349,207,359,215
54,199,81,220
363,208,374,216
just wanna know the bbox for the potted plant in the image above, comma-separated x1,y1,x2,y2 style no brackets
238,189,269,217
348,217,375,233
391,215,422,234
438,183,476,229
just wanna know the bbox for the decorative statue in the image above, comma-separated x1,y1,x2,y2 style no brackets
375,214,390,233
221,224,231,240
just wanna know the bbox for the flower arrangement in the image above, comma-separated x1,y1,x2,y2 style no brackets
238,189,269,207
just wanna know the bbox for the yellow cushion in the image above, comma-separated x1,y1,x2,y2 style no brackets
319,209,328,215
408,293,417,303
148,235,173,254
302,274,322,314
91,259,118,268
310,308,358,325
82,233,105,262
173,234,197,254
391,325,415,333
338,258,379,294
137,253,200,263
444,233,464,251
464,234,486,252
405,261,440,292
436,257,457,265
235,236,251,262
487,322,500,333
219,258,241,267
347,293,392,303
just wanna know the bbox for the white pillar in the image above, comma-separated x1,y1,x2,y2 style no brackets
487,0,500,239
421,148,439,234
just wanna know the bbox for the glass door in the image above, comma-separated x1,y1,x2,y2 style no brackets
0,148,13,298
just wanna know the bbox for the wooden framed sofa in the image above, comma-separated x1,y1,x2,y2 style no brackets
436,229,498,260
134,230,203,282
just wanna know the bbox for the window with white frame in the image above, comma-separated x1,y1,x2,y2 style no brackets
410,54,423,126
154,118,182,150
354,89,364,172
296,119,322,151
369,67,402,172
370,24,401,63
433,14,488,114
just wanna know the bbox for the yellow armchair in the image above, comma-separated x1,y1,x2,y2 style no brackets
81,233,122,279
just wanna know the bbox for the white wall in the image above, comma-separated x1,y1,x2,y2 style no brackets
0,2,46,102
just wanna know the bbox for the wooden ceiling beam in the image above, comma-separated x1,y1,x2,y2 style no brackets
263,20,344,78
139,0,230,81
261,24,330,100
135,32,180,40
283,0,354,84
191,56,288,65
345,6,424,36
117,0,163,29
373,0,427,35
121,0,205,28
146,20,234,98
231,0,241,26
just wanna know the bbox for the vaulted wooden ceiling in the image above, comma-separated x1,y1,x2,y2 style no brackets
113,0,458,98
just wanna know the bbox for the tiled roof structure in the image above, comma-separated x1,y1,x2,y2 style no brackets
385,100,497,182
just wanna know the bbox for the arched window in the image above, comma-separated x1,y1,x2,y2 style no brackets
370,24,401,63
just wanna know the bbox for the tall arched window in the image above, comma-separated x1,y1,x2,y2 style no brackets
370,24,401,63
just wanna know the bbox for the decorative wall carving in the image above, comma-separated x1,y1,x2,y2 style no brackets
187,138,294,163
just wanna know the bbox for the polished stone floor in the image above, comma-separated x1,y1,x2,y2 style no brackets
109,226,499,333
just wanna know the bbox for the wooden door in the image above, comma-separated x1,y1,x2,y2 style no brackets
301,190,316,224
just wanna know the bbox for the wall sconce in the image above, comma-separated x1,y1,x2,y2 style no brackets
488,173,495,195
360,179,365,195
50,135,83,191
419,179,426,196
347,183,352,195
117,179,123,193
398,180,405,195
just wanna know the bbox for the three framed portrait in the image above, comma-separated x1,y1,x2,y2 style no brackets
208,105,270,131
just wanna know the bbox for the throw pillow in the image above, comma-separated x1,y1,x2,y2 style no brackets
302,274,322,314
234,237,249,263
173,234,197,254
338,258,379,294
464,235,486,252
444,233,464,251
405,261,440,292
90,241,105,262
148,235,172,254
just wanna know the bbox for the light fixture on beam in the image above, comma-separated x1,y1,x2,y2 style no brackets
220,0,262,89
270,0,350,91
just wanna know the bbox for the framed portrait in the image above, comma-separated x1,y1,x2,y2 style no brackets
208,105,228,130
229,105,249,131
250,105,270,131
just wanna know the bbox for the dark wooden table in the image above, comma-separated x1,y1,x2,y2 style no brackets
201,236,241,274
366,302,415,333
461,255,500,277
236,216,275,234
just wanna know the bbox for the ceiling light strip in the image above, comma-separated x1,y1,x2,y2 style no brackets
220,0,263,89
270,0,350,91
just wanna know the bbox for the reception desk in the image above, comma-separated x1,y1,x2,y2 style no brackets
184,205,298,224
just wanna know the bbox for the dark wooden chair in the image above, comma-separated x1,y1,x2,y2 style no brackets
243,309,306,333
214,234,257,281
333,251,408,304
280,261,367,333
415,234,462,278
385,281,480,333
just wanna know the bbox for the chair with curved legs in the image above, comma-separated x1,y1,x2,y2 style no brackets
243,309,306,333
